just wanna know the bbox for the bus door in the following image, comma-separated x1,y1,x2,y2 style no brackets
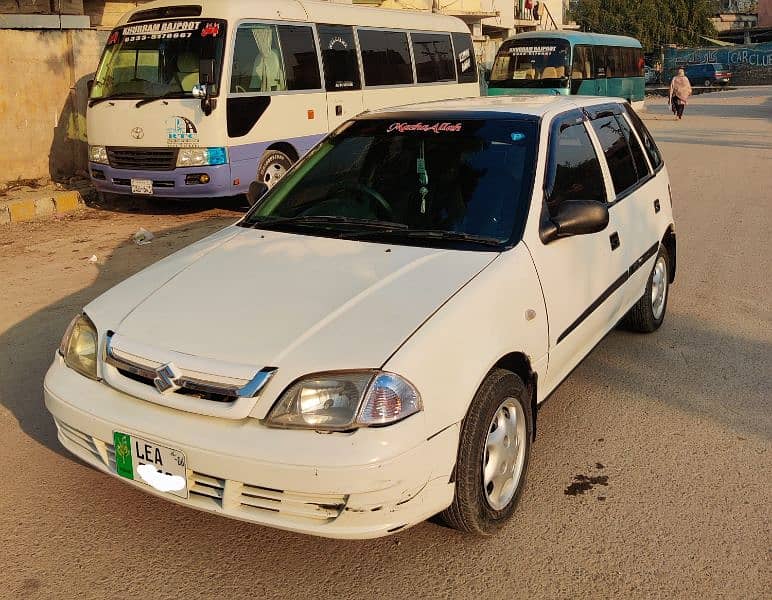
317,25,364,130
593,46,608,96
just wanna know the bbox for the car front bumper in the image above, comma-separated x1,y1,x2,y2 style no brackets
43,358,458,539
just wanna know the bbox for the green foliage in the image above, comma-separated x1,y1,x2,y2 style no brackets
571,0,716,51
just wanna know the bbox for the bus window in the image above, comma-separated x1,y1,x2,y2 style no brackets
276,25,322,90
411,32,455,83
571,45,594,80
606,46,623,78
317,24,361,91
451,32,477,83
231,24,286,93
595,46,607,78
357,29,414,86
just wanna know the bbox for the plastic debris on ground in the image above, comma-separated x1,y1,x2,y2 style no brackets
133,227,154,246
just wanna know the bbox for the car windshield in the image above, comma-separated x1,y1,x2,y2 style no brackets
242,118,539,249
488,39,570,89
91,19,226,101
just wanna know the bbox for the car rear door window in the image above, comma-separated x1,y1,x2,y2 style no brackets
358,29,414,86
411,32,455,83
590,113,639,196
623,104,663,170
545,110,607,214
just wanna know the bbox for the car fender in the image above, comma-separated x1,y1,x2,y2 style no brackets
383,243,549,436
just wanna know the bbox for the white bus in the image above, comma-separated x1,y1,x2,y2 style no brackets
87,0,480,202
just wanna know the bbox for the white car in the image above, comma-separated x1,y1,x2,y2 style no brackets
45,96,676,539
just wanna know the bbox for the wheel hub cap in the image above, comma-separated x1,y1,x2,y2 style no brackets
263,162,287,188
651,256,668,320
482,398,527,510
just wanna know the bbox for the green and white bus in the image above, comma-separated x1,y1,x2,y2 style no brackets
487,31,645,108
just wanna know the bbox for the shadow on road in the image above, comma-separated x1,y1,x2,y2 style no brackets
87,192,250,216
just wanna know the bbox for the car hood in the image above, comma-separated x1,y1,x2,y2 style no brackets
90,226,497,385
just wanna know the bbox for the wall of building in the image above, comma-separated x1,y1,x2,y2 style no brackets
665,42,772,84
0,28,106,183
759,0,772,27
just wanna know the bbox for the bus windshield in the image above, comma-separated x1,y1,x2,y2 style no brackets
489,39,570,89
91,19,226,101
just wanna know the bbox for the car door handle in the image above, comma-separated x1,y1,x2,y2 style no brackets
654,199,661,213
335,104,343,116
609,231,620,250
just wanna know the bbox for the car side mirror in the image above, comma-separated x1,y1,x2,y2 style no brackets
540,200,609,244
247,181,269,206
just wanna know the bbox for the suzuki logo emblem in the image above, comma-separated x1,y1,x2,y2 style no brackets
131,127,144,140
153,363,181,394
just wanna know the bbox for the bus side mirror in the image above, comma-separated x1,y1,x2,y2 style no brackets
199,58,215,85
195,58,217,116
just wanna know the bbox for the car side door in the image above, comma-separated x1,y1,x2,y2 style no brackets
585,103,663,312
524,109,628,394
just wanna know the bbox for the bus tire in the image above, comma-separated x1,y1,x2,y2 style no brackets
257,150,294,189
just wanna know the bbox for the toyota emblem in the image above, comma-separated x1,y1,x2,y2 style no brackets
131,127,144,140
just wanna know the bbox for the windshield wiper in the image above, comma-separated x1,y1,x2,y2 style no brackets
135,91,190,108
88,92,141,108
245,215,409,232
349,228,504,247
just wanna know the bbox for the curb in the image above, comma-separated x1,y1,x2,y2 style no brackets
0,189,86,225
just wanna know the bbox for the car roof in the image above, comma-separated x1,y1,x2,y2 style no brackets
361,95,626,121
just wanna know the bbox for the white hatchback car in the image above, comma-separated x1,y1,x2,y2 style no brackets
45,96,676,539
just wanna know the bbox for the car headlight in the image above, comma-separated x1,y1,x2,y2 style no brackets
266,371,422,431
176,147,227,167
59,314,99,380
88,145,109,165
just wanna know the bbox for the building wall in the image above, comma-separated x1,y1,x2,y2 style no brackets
759,0,772,27
0,28,106,183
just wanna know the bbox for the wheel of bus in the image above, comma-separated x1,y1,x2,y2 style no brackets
257,149,295,190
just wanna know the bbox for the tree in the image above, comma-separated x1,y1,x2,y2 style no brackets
570,0,716,51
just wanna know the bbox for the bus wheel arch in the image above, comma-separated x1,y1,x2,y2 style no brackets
257,143,298,190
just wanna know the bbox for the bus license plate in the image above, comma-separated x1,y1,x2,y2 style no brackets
113,432,188,498
131,179,153,195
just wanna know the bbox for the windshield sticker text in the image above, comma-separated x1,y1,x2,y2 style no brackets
387,122,463,134
201,22,221,37
122,20,201,42
458,48,471,72
508,45,557,56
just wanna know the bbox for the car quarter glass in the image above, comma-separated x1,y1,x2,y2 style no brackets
589,113,639,197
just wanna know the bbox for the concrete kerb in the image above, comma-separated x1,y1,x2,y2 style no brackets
0,188,88,225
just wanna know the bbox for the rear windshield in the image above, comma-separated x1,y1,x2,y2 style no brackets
243,118,539,249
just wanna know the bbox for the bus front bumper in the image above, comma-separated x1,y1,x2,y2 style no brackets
89,162,235,198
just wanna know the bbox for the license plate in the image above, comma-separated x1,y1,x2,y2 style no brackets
131,178,153,195
113,432,188,498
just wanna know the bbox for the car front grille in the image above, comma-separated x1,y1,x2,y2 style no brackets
107,147,178,171
54,419,347,524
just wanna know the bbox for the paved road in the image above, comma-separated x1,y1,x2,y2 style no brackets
0,88,770,599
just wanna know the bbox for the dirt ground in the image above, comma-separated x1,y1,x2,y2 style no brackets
0,88,770,599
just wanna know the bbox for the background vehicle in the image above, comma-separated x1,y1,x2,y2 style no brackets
684,63,731,87
86,0,479,201
487,31,645,108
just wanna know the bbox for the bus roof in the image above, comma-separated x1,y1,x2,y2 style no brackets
117,0,470,33
509,30,642,48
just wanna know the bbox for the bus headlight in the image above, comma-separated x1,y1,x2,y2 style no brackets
88,145,109,165
177,147,227,167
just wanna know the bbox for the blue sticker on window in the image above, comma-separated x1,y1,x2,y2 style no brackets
511,132,526,142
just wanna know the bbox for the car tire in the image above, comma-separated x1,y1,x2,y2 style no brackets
257,149,294,190
704,79,712,88
440,368,532,535
622,245,670,333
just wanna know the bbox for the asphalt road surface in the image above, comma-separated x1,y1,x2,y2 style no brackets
1,87,770,599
